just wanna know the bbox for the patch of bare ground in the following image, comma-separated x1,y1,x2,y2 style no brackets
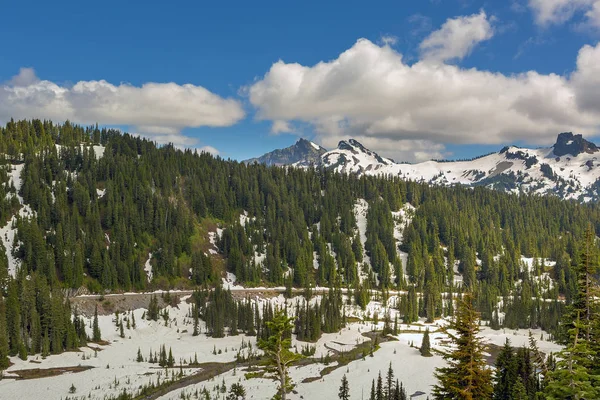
8,365,94,380
134,361,236,400
301,331,397,383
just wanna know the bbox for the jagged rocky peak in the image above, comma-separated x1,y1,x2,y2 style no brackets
336,139,391,165
553,132,599,157
244,137,326,166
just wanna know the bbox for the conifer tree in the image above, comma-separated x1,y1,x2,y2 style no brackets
544,226,600,399
420,328,432,357
493,339,516,400
370,380,376,400
376,371,383,400
0,297,9,370
257,309,303,400
510,379,527,400
339,374,350,400
433,293,492,399
385,363,395,400
92,305,101,342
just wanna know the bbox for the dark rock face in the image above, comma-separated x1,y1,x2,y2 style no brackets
553,132,599,157
244,138,326,166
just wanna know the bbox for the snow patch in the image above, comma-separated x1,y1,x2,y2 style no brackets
144,253,153,282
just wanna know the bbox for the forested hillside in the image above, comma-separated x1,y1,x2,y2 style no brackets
0,119,598,364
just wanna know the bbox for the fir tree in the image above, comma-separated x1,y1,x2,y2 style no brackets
339,374,350,400
433,293,493,399
493,339,516,400
257,309,303,400
420,328,432,357
92,305,101,342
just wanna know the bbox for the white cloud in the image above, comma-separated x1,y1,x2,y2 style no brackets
0,68,245,149
319,135,447,163
248,34,600,162
528,0,600,27
585,1,600,27
271,120,294,134
9,68,39,87
380,35,398,46
419,11,494,63
196,145,220,156
572,42,600,110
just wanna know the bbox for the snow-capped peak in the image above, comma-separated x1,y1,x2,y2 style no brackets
320,139,394,174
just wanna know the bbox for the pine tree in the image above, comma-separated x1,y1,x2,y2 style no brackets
376,371,383,400
370,379,376,400
433,293,493,399
167,347,174,367
338,374,350,400
544,313,600,399
0,297,9,369
136,347,143,362
257,309,303,400
510,379,527,400
92,305,101,342
420,328,432,357
544,226,600,399
385,362,394,400
493,339,516,400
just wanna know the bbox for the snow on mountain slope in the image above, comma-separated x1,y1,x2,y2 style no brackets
1,163,36,277
322,139,395,174
245,138,326,166
250,132,600,202
56,143,106,159
353,199,371,282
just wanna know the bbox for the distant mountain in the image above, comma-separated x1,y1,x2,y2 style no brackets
320,139,395,173
249,132,600,202
244,138,326,166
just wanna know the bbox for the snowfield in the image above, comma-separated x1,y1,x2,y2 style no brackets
0,293,562,400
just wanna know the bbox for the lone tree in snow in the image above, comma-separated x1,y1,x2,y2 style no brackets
92,305,101,342
420,328,432,357
258,309,303,400
339,374,350,400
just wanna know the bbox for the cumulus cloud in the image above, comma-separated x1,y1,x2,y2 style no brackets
528,0,600,27
419,11,494,63
196,145,220,156
0,68,245,149
248,30,600,162
319,135,447,163
271,120,294,134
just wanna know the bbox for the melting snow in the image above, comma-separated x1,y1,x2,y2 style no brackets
144,253,153,282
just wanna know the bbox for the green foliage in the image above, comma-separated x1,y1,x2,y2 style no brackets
433,293,493,400
420,328,432,357
339,374,350,400
257,309,303,400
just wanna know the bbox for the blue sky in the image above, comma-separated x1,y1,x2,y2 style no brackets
2,0,600,162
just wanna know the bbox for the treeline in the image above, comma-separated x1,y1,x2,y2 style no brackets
2,118,600,362
1,119,599,295
431,227,600,399
0,272,89,368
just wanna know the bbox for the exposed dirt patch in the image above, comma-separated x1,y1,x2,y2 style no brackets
70,292,189,317
8,365,94,380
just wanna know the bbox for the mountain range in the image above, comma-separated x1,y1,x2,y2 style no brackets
245,132,600,202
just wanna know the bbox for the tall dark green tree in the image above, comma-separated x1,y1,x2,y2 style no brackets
433,293,493,400
339,374,350,400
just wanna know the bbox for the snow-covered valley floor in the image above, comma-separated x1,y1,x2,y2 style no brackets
0,293,562,400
